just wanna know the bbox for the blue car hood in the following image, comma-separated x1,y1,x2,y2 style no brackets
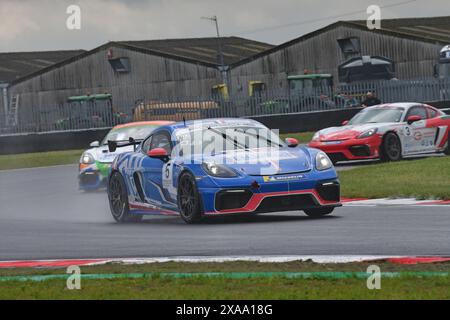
196,147,312,176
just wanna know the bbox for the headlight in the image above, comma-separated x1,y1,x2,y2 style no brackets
315,152,332,171
357,128,378,139
202,162,237,178
312,131,320,141
81,152,95,164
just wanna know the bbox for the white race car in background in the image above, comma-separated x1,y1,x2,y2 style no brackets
309,103,450,163
78,121,173,190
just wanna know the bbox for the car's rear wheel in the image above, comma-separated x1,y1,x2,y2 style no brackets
380,132,402,161
177,172,203,224
108,171,142,223
303,207,334,217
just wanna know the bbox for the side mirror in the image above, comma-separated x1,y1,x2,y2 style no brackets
407,115,421,125
342,120,349,126
107,140,117,152
90,141,100,147
285,137,299,148
147,148,169,161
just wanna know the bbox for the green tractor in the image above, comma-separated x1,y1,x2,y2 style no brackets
55,94,128,130
287,74,337,110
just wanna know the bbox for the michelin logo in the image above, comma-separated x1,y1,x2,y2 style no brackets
263,174,304,182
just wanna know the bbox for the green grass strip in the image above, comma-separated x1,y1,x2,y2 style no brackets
339,156,450,200
0,149,84,170
1,271,449,282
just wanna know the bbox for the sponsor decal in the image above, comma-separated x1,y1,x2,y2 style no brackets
263,174,304,182
414,131,422,141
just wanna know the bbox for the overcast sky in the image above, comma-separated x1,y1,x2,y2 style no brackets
0,0,449,52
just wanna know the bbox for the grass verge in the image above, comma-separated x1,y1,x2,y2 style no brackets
0,149,83,170
0,261,449,299
280,132,314,144
339,156,450,200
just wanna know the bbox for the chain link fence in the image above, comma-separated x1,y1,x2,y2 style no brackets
1,78,449,135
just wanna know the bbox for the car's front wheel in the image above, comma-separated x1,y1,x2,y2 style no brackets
303,207,334,217
108,171,142,223
177,172,203,224
380,132,402,161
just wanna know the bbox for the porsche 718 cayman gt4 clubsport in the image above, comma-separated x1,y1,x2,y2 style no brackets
309,103,450,163
106,118,341,223
78,121,173,190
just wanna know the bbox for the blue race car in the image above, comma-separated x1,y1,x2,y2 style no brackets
106,118,341,223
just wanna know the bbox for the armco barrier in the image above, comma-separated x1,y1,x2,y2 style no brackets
0,128,110,155
248,107,363,134
1,101,448,154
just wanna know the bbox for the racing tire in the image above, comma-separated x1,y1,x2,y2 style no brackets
303,207,334,217
177,172,203,224
108,171,142,223
380,132,402,162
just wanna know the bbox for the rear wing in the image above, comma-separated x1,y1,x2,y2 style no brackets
107,137,143,152
440,108,450,115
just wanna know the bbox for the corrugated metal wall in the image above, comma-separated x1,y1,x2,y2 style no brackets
229,25,443,96
8,47,222,124
5,24,445,127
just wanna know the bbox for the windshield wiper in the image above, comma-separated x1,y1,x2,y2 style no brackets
207,127,248,150
234,128,284,148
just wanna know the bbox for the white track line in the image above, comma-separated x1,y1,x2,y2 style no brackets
344,198,450,207
107,255,401,264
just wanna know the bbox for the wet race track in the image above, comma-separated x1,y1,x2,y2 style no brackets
0,164,449,260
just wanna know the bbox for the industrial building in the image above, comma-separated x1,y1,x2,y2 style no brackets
0,37,273,130
1,16,449,132
229,16,450,97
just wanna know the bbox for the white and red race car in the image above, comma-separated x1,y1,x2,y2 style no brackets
309,103,450,163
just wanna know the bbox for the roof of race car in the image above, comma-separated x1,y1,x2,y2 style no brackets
364,102,432,110
112,121,174,130
168,118,264,131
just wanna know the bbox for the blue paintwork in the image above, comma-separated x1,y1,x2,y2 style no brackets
78,167,106,190
107,118,340,216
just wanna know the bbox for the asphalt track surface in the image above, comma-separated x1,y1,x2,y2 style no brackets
1,164,449,260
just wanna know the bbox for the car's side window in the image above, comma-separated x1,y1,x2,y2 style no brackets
406,106,427,120
142,136,153,154
150,131,172,153
427,107,438,118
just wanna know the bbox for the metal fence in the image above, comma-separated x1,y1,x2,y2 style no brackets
1,78,449,135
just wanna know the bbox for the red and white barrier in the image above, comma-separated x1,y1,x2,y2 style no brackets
1,255,450,268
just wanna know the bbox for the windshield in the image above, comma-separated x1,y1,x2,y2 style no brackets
102,125,158,145
348,108,404,125
175,125,285,155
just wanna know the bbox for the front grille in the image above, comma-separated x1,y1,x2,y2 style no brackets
215,190,253,211
79,173,99,186
316,182,340,202
349,145,371,157
255,194,316,213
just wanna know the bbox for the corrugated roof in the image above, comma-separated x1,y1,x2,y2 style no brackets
349,16,450,43
0,50,85,83
118,36,274,65
232,16,450,68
